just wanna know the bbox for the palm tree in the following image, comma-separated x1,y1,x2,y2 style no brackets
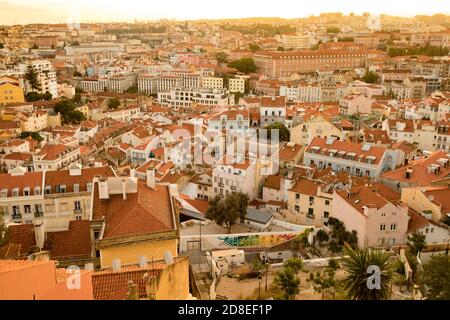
341,247,393,300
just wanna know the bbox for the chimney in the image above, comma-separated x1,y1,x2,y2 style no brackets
129,168,136,178
146,167,156,190
138,255,148,268
122,178,127,200
111,259,121,272
34,222,45,250
98,178,109,199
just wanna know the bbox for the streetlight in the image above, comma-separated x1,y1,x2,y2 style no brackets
265,261,269,291
258,276,262,300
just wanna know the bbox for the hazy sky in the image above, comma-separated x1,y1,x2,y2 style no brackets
1,0,449,24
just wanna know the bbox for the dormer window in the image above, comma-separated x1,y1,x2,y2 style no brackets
45,186,51,194
34,186,41,195
87,183,93,192
12,188,19,197
0,189,7,198
74,184,80,193
23,187,30,196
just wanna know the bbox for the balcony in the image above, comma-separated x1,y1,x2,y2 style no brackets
34,211,44,218
12,214,22,221
74,209,83,215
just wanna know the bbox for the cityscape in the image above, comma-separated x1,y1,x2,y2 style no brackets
1,0,450,302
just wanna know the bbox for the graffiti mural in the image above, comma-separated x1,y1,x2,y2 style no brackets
218,233,298,248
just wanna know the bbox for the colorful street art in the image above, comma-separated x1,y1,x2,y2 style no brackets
218,233,298,248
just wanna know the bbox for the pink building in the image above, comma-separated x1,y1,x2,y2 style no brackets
331,186,409,248
0,259,93,300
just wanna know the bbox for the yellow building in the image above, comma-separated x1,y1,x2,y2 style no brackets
0,82,25,105
92,256,191,300
90,177,179,268
291,114,344,147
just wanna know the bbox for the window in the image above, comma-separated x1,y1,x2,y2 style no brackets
86,183,93,192
294,205,300,212
323,211,329,219
74,200,81,211
12,206,20,215
380,224,386,231
307,208,314,217
295,193,300,200
24,205,31,214
12,188,19,197
73,184,80,193
34,186,41,195
390,224,397,231
325,200,330,206
23,187,30,196
45,186,51,194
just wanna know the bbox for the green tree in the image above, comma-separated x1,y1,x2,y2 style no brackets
362,71,379,83
25,64,41,91
205,192,249,233
124,86,138,94
407,232,426,256
341,247,393,300
248,43,260,52
42,91,52,100
272,267,300,300
283,257,303,273
215,52,228,64
54,99,86,124
262,122,290,142
326,27,341,33
421,254,450,300
0,212,6,247
107,98,121,109
25,92,42,102
20,131,43,142
316,229,329,245
277,46,285,51
227,58,257,74
0,43,4,49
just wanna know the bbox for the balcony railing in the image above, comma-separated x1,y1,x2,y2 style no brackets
34,211,44,218
12,214,22,220
74,209,83,214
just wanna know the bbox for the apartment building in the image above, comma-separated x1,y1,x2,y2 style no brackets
381,150,450,190
303,137,404,178
0,165,115,231
157,87,231,110
253,49,367,78
229,77,246,94
33,144,81,171
21,60,58,98
137,75,157,95
290,114,344,147
331,186,409,247
208,108,250,135
202,77,224,90
339,94,373,115
212,155,261,200
259,96,287,126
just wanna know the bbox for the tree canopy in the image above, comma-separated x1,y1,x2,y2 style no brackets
20,131,43,142
53,99,86,124
326,27,341,33
25,64,40,92
215,52,228,64
421,254,450,300
407,232,426,256
227,58,257,74
262,122,290,142
205,192,249,233
248,43,260,52
388,45,448,57
272,266,300,300
362,71,379,83
107,98,121,109
341,247,393,300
